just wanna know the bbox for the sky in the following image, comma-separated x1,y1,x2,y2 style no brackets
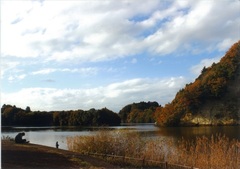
1,0,240,112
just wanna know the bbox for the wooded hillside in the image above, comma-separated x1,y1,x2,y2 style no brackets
119,101,159,123
155,41,240,126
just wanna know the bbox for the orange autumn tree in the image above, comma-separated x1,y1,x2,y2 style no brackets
155,41,240,126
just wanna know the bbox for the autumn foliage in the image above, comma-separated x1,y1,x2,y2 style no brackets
155,41,240,126
118,101,159,123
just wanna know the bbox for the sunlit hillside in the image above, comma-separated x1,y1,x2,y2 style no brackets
155,41,240,126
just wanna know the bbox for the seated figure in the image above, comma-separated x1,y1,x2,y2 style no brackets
15,132,29,144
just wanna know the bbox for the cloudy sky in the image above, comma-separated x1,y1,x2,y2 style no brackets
1,0,240,112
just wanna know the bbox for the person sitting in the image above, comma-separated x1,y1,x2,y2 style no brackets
15,132,29,144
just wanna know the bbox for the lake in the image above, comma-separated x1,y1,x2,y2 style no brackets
2,124,240,150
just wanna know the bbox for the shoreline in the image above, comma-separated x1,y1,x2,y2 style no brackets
1,140,120,169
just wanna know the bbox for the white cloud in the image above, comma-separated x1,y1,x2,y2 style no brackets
144,0,240,55
1,77,187,112
217,39,237,52
190,57,221,76
2,0,239,63
8,74,26,82
31,67,98,76
31,68,56,75
1,60,20,77
1,0,158,61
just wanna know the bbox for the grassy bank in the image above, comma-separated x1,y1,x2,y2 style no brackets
67,130,240,169
1,139,120,169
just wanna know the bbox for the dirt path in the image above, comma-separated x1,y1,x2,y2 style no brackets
1,140,120,169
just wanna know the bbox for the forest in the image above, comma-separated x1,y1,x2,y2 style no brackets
154,41,240,126
1,104,121,126
118,101,159,123
1,101,158,126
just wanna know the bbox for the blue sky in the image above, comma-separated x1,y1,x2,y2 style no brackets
1,0,240,112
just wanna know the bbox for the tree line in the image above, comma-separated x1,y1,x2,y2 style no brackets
1,101,159,126
1,104,121,126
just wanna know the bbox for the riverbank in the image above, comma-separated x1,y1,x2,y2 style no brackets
1,140,120,169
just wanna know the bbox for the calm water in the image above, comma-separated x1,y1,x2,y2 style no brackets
2,124,240,150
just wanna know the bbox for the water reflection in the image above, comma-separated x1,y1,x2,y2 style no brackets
2,124,240,150
156,126,240,140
